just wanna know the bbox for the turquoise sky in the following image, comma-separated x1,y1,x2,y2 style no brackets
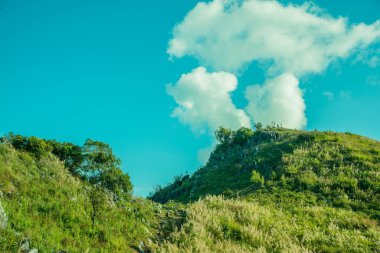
1,0,379,196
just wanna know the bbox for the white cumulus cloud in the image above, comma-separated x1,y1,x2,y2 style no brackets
166,0,380,143
168,0,380,75
245,73,306,129
167,67,251,135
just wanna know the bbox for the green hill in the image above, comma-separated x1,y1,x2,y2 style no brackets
0,136,163,252
160,195,380,252
150,127,380,252
150,127,380,219
1,128,380,252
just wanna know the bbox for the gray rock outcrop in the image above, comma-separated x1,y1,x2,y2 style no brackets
0,201,7,229
19,238,39,253
19,239,31,252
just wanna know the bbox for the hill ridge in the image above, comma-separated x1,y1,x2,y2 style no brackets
150,127,380,220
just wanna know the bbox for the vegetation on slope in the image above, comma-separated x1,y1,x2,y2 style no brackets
149,126,380,252
0,136,159,252
160,195,380,253
1,128,380,252
150,127,380,220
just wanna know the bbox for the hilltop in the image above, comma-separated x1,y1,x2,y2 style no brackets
150,127,380,252
151,127,380,218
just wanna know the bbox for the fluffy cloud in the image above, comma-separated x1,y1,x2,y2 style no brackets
168,0,380,75
167,0,380,138
167,67,251,134
245,73,306,129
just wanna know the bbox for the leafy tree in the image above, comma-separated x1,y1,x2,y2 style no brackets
215,127,233,144
81,139,121,181
254,122,263,131
81,139,132,201
99,168,132,201
7,134,52,158
250,170,264,187
89,186,107,229
232,127,254,145
48,141,83,176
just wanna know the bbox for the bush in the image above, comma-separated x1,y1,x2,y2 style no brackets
7,134,52,158
250,170,264,187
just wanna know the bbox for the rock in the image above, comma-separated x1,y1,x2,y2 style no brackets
138,241,145,253
19,239,39,253
0,201,7,229
19,238,30,252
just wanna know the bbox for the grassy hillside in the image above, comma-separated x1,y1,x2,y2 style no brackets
150,127,380,252
0,139,160,252
160,196,380,252
150,127,380,220
1,128,380,252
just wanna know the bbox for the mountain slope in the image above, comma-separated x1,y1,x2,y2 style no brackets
0,140,159,252
1,129,380,252
150,127,380,252
160,195,380,253
150,127,380,220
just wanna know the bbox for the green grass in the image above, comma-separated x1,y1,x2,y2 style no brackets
0,143,159,252
150,128,380,219
150,128,380,252
1,128,380,252
159,195,380,253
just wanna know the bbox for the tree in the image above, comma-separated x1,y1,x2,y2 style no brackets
232,127,254,145
48,141,83,176
99,168,132,201
81,139,121,181
82,139,132,201
250,170,264,187
7,134,52,158
215,127,233,144
254,122,263,131
89,186,106,229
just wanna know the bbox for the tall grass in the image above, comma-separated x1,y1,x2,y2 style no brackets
0,143,158,252
159,195,380,252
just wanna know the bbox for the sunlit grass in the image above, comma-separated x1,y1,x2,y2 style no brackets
159,195,380,252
